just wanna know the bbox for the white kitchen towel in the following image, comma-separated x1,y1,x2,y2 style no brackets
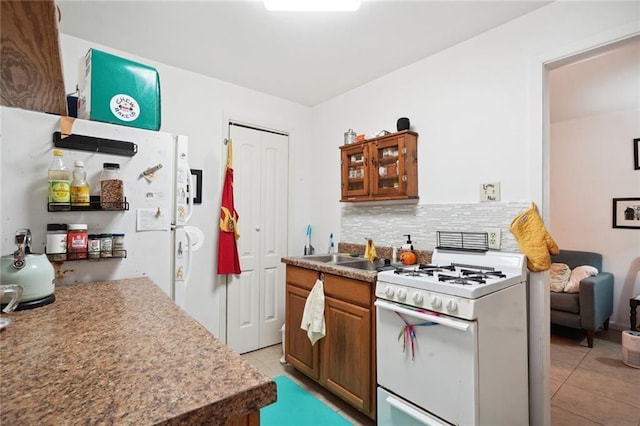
300,278,326,345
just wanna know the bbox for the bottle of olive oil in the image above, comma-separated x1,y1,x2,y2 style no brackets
48,150,71,211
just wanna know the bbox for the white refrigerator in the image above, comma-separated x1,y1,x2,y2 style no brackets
0,106,204,318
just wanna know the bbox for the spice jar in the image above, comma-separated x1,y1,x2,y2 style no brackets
100,163,124,209
46,223,68,261
100,233,113,258
88,234,101,259
67,224,88,260
112,233,125,258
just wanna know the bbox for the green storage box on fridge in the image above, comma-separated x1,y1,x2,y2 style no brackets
77,49,161,130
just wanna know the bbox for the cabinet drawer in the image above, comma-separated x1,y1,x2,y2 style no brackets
286,266,320,291
324,274,372,308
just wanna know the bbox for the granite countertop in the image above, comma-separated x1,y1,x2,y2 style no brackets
0,277,276,425
282,243,433,284
281,256,379,283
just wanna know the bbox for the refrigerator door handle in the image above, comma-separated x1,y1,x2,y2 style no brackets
183,229,193,286
184,161,194,223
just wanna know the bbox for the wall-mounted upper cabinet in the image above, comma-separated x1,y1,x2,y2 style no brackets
1,0,66,116
340,130,418,202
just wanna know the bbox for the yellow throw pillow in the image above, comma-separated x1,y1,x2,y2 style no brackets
549,263,571,292
564,265,599,293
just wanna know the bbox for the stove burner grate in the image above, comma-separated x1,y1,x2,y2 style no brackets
438,273,486,285
460,268,506,279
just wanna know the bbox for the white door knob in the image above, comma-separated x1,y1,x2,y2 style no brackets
255,226,261,232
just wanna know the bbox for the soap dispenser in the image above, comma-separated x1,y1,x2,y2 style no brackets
402,234,414,251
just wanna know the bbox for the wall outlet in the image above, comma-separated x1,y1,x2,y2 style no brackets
480,182,501,202
487,228,501,250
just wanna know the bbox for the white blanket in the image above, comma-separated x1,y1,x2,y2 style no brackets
300,278,326,345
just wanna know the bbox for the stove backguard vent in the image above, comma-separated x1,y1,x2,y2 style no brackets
436,231,489,252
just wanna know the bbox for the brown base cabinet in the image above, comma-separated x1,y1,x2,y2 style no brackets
284,266,376,420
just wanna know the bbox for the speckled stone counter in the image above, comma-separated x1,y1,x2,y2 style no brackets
280,256,379,283
0,277,276,425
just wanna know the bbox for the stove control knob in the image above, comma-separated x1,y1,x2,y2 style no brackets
431,296,442,309
385,286,395,298
446,299,458,313
413,292,424,304
397,288,407,300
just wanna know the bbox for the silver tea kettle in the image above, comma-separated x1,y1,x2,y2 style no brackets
0,229,56,310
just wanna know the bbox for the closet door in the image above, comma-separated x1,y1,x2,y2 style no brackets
226,123,288,354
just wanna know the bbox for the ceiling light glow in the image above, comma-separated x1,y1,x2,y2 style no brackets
264,0,361,12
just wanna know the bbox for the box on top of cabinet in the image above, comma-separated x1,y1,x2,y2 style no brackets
77,48,161,131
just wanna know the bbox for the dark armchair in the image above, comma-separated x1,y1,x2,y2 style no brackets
549,250,614,347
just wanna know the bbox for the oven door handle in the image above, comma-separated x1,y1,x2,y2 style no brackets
385,394,450,425
375,299,470,331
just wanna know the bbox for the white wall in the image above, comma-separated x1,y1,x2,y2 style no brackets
551,109,640,328
59,34,314,338
309,1,639,251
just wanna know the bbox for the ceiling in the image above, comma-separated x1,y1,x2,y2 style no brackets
57,0,551,106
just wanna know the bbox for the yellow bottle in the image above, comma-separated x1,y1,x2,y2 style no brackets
71,160,90,207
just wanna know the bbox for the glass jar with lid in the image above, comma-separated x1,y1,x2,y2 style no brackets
100,233,113,258
112,233,125,258
100,163,124,209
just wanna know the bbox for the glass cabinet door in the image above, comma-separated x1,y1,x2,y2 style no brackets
341,144,369,199
371,137,403,196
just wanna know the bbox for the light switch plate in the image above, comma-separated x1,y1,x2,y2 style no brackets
487,228,501,250
480,182,501,202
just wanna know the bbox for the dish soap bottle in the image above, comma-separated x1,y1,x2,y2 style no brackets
48,150,71,211
71,160,90,207
402,234,414,251
328,233,335,254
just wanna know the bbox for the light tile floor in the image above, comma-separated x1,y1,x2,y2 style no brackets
242,327,640,426
550,326,640,426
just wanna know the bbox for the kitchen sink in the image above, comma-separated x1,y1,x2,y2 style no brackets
335,260,379,271
301,254,358,263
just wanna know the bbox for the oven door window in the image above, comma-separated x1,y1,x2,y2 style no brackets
376,300,478,426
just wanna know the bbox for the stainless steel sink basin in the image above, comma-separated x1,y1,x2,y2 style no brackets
335,260,379,271
301,254,358,263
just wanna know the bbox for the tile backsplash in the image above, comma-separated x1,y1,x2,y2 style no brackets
340,201,529,253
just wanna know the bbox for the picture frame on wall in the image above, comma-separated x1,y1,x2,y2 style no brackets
634,138,640,170
613,198,640,229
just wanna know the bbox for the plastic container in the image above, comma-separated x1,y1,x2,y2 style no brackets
100,233,113,258
88,234,101,259
100,163,124,209
67,224,88,260
46,223,68,261
48,150,71,211
71,160,90,207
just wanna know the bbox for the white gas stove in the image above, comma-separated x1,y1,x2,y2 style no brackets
376,248,529,425
376,249,526,320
